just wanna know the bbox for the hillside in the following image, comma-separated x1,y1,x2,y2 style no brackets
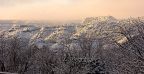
0,16,144,74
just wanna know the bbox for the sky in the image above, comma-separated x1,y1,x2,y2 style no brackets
0,0,144,21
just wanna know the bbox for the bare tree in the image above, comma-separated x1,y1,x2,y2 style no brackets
111,18,144,74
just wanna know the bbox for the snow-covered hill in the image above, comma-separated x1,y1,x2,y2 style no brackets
0,16,142,49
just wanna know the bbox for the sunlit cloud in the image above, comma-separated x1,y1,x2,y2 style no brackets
0,0,144,21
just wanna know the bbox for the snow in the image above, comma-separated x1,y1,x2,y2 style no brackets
0,16,140,50
50,43,64,52
117,37,128,44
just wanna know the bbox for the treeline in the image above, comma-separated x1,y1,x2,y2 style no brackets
0,18,144,74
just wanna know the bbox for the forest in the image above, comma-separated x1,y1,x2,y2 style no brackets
0,16,144,74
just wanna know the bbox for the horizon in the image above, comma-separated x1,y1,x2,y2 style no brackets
0,0,144,22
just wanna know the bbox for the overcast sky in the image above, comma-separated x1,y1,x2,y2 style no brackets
0,0,144,21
